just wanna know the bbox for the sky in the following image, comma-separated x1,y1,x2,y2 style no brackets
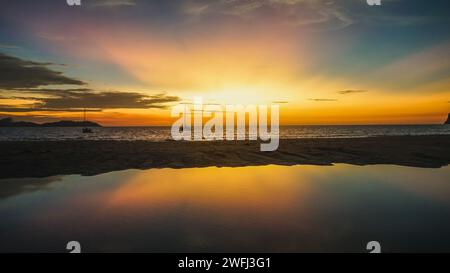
0,0,449,125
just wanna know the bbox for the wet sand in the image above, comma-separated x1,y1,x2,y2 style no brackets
1,135,450,179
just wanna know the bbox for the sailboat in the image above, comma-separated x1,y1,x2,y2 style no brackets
82,108,93,134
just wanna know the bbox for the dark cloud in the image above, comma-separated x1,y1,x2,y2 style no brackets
0,52,180,111
36,91,180,109
0,52,85,89
0,106,101,112
338,89,367,95
1,88,180,112
308,98,338,102
11,88,95,99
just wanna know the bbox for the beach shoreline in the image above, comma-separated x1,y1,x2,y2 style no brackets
1,135,450,179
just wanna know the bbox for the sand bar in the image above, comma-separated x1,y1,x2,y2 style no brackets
1,135,450,179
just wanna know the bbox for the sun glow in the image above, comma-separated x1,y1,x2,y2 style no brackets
1,2,449,126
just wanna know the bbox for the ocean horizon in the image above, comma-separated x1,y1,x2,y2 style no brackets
1,124,449,141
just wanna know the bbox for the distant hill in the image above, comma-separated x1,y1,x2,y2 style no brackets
41,120,102,127
0,118,101,127
446,114,450,125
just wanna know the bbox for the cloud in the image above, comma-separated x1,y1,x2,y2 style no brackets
37,33,76,42
0,106,101,112
38,91,180,109
12,88,94,98
3,88,180,112
0,53,85,89
0,44,20,50
369,41,450,90
338,89,367,95
308,98,338,102
181,0,446,32
0,53,180,112
182,0,354,30
89,0,136,8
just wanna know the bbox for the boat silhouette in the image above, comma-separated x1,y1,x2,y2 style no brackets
82,108,93,134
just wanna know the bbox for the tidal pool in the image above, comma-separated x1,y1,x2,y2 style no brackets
0,164,449,252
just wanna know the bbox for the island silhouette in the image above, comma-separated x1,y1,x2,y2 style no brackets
0,117,101,127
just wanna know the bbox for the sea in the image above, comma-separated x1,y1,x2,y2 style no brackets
0,125,449,141
1,126,450,252
1,164,450,252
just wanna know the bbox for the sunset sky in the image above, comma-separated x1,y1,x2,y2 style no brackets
0,0,449,125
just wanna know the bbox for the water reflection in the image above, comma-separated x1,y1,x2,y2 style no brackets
0,164,449,252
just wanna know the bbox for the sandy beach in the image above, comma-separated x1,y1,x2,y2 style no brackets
1,135,449,179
